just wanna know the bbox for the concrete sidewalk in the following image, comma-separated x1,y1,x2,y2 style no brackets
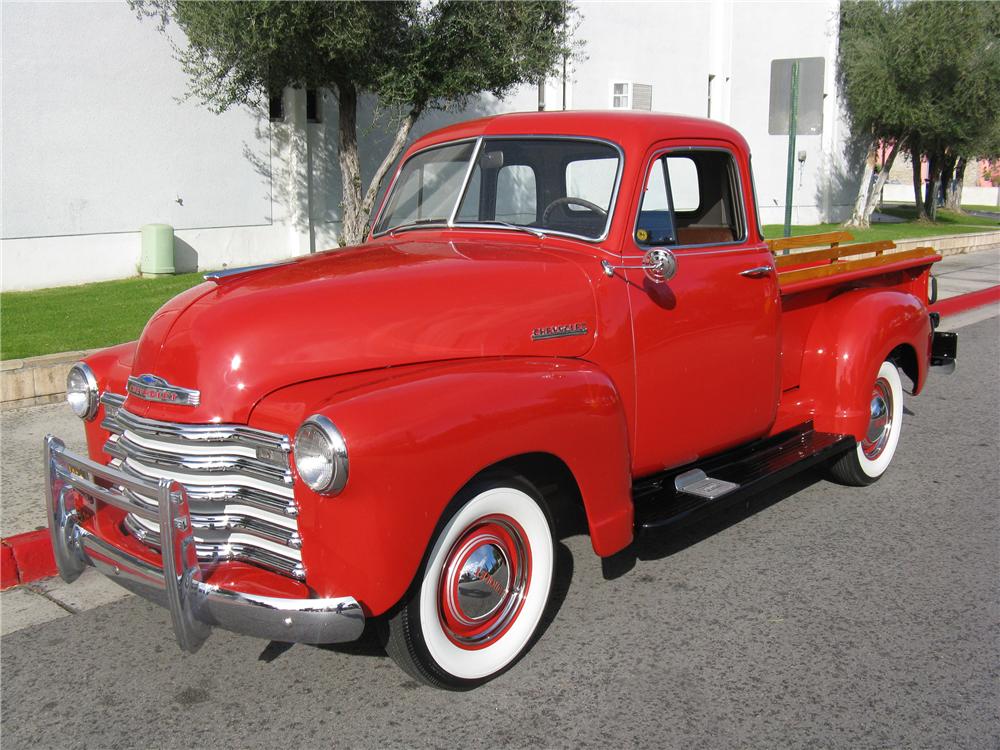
931,247,999,299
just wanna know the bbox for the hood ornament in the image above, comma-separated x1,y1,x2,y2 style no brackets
127,374,201,407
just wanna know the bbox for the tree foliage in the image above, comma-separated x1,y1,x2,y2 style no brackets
133,0,575,243
838,0,1000,223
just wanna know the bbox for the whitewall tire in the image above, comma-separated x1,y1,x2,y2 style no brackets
829,360,904,486
383,477,555,688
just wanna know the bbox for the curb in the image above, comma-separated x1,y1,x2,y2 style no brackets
1,284,998,592
930,284,1000,318
1,530,57,590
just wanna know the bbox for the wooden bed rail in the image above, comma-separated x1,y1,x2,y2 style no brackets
766,231,854,253
776,246,938,288
773,239,897,268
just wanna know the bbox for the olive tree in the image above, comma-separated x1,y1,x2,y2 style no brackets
133,1,575,243
839,0,1000,224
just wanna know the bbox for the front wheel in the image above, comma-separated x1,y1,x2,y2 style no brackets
829,359,904,486
382,477,555,689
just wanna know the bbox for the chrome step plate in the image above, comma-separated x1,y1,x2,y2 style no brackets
676,475,740,500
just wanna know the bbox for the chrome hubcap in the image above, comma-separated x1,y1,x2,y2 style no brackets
439,516,529,648
454,542,510,622
862,378,893,460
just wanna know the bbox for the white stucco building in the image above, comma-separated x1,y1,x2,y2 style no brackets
1,0,849,292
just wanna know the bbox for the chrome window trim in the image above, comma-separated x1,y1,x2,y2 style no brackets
632,145,749,252
372,135,625,244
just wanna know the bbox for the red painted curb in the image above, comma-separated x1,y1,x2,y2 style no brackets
1,544,18,589
0,530,57,590
931,284,1000,318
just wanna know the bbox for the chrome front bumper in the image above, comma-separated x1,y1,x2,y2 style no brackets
44,435,364,652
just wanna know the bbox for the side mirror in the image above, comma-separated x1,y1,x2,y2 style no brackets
600,248,678,283
642,249,677,283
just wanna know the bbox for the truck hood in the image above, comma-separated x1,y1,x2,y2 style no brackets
125,235,598,423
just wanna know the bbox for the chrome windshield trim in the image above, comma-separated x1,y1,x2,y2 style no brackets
448,136,484,227
372,135,625,244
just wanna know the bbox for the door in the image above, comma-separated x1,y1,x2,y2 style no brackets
625,145,781,475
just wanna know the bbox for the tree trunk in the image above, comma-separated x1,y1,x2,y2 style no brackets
911,144,927,220
336,82,421,246
864,140,902,226
845,142,876,228
924,149,941,222
939,151,957,210
336,82,366,246
360,105,421,227
945,156,967,211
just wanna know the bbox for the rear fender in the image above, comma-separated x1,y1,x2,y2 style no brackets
250,358,633,616
799,289,930,440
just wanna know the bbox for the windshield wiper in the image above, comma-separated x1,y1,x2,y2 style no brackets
473,220,547,239
388,218,448,236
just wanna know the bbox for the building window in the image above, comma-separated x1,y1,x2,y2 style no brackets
306,89,321,124
612,82,630,109
612,82,652,111
269,93,284,122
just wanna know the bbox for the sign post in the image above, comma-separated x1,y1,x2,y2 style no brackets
782,61,800,239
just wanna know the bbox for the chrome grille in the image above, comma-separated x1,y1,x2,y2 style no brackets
101,393,304,579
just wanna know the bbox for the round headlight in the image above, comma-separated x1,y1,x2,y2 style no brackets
66,363,99,420
293,415,348,495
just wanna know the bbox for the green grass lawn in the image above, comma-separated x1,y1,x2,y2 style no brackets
1,273,207,360
961,203,1000,213
763,208,998,242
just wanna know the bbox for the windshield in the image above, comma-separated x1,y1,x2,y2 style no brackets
373,138,621,240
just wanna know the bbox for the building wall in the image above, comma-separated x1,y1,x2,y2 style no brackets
1,0,849,292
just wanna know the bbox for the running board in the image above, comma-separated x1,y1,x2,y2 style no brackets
633,423,854,534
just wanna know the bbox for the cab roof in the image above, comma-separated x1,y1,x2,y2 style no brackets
406,110,750,158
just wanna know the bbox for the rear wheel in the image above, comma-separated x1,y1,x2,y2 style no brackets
382,477,555,689
829,360,903,486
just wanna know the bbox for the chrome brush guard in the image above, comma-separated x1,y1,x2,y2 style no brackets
44,435,364,651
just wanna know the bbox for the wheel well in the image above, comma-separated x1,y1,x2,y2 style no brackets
888,343,918,392
474,453,588,541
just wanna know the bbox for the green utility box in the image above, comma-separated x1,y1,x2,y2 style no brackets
140,223,175,277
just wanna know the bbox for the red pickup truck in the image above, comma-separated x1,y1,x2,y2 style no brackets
46,111,956,689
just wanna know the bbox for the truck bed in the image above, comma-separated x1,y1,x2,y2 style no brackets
767,231,940,295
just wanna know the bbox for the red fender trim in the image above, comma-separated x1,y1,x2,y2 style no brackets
799,289,931,440
250,358,634,616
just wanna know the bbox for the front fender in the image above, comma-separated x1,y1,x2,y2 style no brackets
799,289,931,440
250,358,633,616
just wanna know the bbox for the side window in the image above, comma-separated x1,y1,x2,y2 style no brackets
665,157,699,211
635,150,744,247
496,165,537,224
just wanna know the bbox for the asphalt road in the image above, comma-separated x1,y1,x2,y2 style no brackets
2,315,997,749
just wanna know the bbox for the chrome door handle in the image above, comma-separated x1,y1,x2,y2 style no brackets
740,265,773,278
